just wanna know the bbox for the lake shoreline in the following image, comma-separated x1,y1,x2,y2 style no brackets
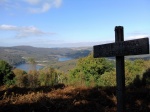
14,57,73,71
15,63,45,72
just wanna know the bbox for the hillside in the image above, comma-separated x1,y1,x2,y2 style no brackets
0,49,150,112
0,85,149,112
0,46,91,65
49,59,77,73
0,45,150,71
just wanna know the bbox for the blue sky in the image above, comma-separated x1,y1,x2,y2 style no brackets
0,0,150,48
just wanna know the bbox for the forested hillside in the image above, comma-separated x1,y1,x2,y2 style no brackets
0,46,91,65
1,45,150,67
0,54,150,111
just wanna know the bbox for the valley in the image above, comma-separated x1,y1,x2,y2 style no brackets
1,45,150,73
0,46,91,66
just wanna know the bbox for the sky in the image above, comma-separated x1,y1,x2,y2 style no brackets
0,0,150,48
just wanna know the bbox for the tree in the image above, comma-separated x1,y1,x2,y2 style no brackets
28,70,39,88
38,67,58,86
69,54,114,86
13,68,27,87
125,59,145,86
39,67,60,86
27,58,37,88
28,58,36,70
0,60,15,85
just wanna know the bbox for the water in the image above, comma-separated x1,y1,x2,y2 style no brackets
16,57,72,71
15,63,44,72
58,57,73,61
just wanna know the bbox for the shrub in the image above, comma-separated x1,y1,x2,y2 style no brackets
69,54,114,87
38,67,58,86
13,68,28,87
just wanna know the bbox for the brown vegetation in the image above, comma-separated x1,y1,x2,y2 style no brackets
1,56,150,112
0,84,149,112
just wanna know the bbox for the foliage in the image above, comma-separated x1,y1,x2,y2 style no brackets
97,71,116,86
50,59,77,73
0,60,15,85
0,54,150,112
68,54,114,86
0,85,149,112
12,66,65,88
13,68,27,87
142,68,150,86
67,54,150,87
98,59,150,88
38,67,60,86
97,59,148,87
28,70,39,88
1,52,150,89
125,59,145,86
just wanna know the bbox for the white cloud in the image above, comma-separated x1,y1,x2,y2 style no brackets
29,2,51,13
25,0,40,5
17,26,46,38
26,0,62,13
42,3,51,12
0,0,62,13
0,24,55,38
54,0,62,8
0,24,18,30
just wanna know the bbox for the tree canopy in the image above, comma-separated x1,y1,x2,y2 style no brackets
0,60,15,85
69,54,114,86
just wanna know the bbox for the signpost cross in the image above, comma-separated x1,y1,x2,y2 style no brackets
115,26,125,112
93,26,149,112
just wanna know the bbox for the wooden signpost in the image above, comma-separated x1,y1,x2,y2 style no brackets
93,26,149,112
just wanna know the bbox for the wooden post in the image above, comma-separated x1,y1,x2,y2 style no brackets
93,26,149,112
115,26,125,112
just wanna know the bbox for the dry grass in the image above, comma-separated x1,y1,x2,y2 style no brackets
0,85,149,112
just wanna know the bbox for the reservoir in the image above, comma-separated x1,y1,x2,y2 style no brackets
58,57,73,61
15,63,44,72
16,57,72,71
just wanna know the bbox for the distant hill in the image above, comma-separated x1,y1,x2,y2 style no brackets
0,45,150,66
0,46,92,65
